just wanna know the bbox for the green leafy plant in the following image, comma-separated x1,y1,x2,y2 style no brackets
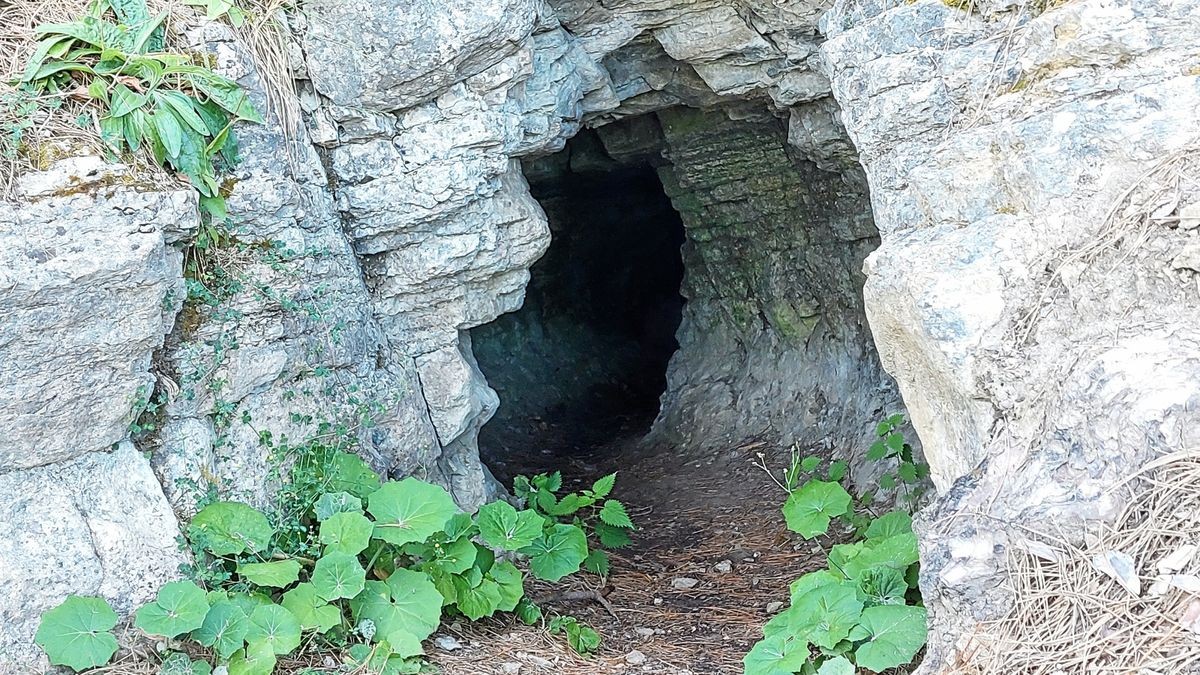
744,415,929,674
184,0,248,26
37,456,632,672
513,470,635,577
18,0,262,224
866,414,930,508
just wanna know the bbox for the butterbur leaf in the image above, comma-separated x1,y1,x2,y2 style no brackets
427,536,477,574
515,598,542,625
742,633,809,675
591,472,617,499
368,478,458,546
350,570,443,642
35,596,119,671
191,599,247,659
865,511,912,540
847,605,927,672
237,560,301,588
476,500,544,551
789,581,864,649
159,651,213,675
789,570,842,603
595,520,632,549
281,583,340,633
188,501,273,556
599,500,634,529
245,605,301,655
584,549,611,576
815,656,855,675
319,511,374,555
488,560,525,612
830,533,919,580
521,523,588,582
311,551,366,601
326,451,382,498
314,491,362,521
452,576,502,620
859,567,908,606
135,581,209,638
227,640,275,675
783,480,852,539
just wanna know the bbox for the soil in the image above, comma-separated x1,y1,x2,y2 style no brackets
432,414,838,675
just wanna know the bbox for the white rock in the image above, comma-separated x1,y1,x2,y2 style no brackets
671,577,700,590
625,650,648,666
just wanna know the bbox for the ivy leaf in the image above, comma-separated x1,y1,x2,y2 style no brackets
782,480,852,539
349,570,443,642
281,583,341,633
584,549,611,576
598,500,634,529
311,551,367,601
319,511,374,555
327,452,382,499
847,605,928,672
865,511,913,540
476,500,544,551
521,523,588,582
190,599,248,659
368,478,458,546
595,521,632,549
134,581,209,638
245,605,302,655
815,655,855,675
34,596,119,671
742,633,809,675
488,560,524,612
789,581,864,649
236,560,301,588
227,639,275,675
452,576,502,620
591,472,617,499
188,501,273,556
314,491,363,521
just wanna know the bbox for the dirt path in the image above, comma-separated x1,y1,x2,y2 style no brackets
432,437,832,674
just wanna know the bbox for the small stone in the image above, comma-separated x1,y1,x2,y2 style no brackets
1171,243,1200,272
500,663,522,674
713,560,733,574
434,635,462,651
635,627,656,638
1178,203,1200,230
653,597,663,605
626,650,648,666
671,577,700,590
766,601,785,614
517,652,553,668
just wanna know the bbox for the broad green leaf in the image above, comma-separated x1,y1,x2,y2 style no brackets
441,512,478,541
426,536,477,574
800,456,821,472
158,651,213,675
452,576,502,620
830,533,919,580
134,581,209,638
476,500,544,551
315,491,362,521
595,521,632,549
188,501,273,556
34,596,119,671
326,452,382,499
583,549,611,576
488,560,524,612
281,583,341,633
153,91,208,135
782,480,852,539
227,640,275,675
319,511,374,555
599,500,634,529
847,605,928,672
237,560,301,588
188,71,264,123
865,511,913,540
383,631,425,659
549,616,600,655
866,441,888,462
368,478,458,546
790,581,864,650
790,570,843,603
151,108,183,159
109,83,147,118
311,551,366,601
815,656,854,675
533,471,562,492
826,461,848,482
190,599,247,659
546,493,592,516
515,598,542,625
521,523,588,582
742,633,808,675
245,605,301,655
349,570,442,642
859,567,909,606
21,36,73,82
591,472,617,499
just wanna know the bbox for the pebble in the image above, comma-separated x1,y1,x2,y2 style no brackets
518,652,553,668
635,627,656,638
766,601,784,614
653,597,663,605
500,663,522,674
434,635,463,651
671,577,699,590
713,560,733,574
626,650,648,666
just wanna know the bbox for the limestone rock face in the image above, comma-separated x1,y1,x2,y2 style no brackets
819,0,1200,667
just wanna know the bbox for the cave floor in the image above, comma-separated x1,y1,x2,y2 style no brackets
431,437,835,675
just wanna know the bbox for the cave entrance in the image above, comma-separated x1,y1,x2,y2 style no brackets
471,128,685,484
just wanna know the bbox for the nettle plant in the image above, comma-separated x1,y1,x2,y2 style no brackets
514,470,636,578
36,452,632,673
20,0,263,228
744,416,930,675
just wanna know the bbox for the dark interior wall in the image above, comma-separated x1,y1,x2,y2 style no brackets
470,129,685,478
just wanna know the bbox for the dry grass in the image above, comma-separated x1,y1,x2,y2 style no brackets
0,0,299,197
972,451,1200,673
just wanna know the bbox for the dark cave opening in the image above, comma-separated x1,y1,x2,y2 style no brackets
471,130,685,483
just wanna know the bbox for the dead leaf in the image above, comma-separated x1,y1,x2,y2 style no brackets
1092,550,1141,596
